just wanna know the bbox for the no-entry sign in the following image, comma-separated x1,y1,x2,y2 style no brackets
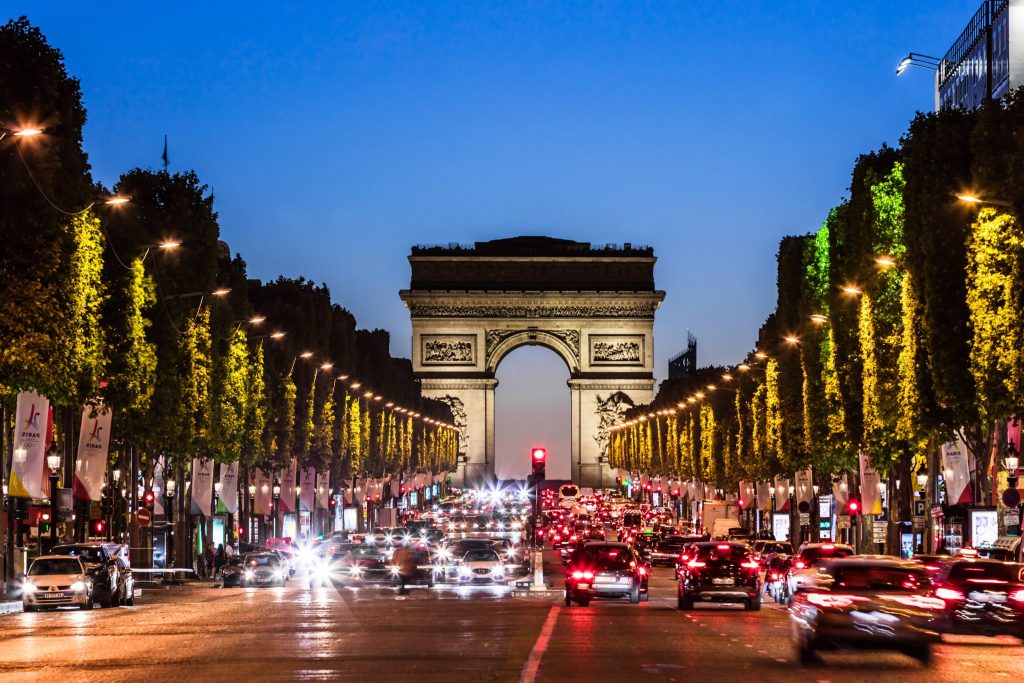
136,508,152,527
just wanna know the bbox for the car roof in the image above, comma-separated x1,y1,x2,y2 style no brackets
33,555,83,561
52,542,106,549
821,557,920,569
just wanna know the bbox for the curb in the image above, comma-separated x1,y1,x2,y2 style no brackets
0,602,24,615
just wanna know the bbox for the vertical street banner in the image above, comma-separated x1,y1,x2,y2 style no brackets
794,469,814,511
299,467,316,512
219,462,239,514
940,435,974,505
72,403,113,501
832,473,850,513
9,391,50,499
153,458,165,516
1008,416,1021,454
190,457,214,517
738,481,754,509
315,471,330,510
279,458,297,513
858,450,884,515
253,469,272,515
756,481,772,512
773,475,791,512
390,478,401,498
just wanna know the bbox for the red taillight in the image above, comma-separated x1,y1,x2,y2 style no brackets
806,593,864,608
570,570,594,580
687,560,706,569
769,572,780,580
924,564,940,573
679,554,689,562
570,535,578,542
935,587,965,601
716,544,731,550
884,595,946,610
821,544,835,550
795,561,806,569
1009,589,1024,603
741,561,760,569
637,566,647,576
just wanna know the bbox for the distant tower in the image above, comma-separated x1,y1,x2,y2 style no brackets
668,332,697,379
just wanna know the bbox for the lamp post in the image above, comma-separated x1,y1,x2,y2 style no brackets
272,481,281,539
164,479,176,569
247,483,256,547
46,450,61,552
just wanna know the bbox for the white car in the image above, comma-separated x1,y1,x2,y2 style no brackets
457,549,506,585
22,555,94,611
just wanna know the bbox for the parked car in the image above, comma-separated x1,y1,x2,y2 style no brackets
930,558,1024,641
21,555,94,611
221,555,247,587
51,542,134,608
789,557,941,665
677,542,760,610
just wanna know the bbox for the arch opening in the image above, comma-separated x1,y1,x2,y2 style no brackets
494,345,570,481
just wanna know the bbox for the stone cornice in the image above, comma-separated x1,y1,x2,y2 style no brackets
400,290,665,319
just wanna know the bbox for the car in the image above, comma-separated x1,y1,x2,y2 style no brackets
51,542,134,608
783,543,855,604
221,555,247,587
458,548,506,584
21,555,94,611
929,559,1024,640
648,535,694,566
240,552,289,587
677,542,760,610
911,553,955,575
390,547,437,587
789,557,941,665
564,542,648,606
338,546,394,584
752,540,792,567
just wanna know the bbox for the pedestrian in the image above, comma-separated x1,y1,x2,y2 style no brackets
392,543,416,595
214,544,226,577
203,542,215,579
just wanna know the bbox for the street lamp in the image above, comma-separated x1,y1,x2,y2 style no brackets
272,481,281,538
46,450,61,551
896,52,940,76
956,194,1012,207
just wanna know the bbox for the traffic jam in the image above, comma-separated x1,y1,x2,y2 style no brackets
13,481,1024,668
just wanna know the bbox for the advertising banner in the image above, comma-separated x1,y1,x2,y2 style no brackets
279,458,297,513
1008,416,1021,455
190,458,214,517
773,475,791,512
940,436,974,505
9,391,50,499
299,467,316,512
832,473,851,513
858,451,884,515
72,403,113,501
153,458,165,516
756,481,772,512
795,468,814,511
253,469,272,515
315,472,330,510
738,480,754,509
219,462,239,514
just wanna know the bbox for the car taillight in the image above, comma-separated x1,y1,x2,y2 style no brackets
687,560,706,569
1009,589,1024,604
924,564,940,573
637,566,647,576
821,544,835,550
679,554,689,562
740,561,760,570
885,595,947,610
769,572,780,580
806,593,864,608
935,587,965,601
571,570,594,580
795,561,806,569
716,544,731,550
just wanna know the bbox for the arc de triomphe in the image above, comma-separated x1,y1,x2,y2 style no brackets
400,236,665,488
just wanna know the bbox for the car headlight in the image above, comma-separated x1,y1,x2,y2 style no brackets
459,566,472,577
70,581,86,593
21,582,36,594
243,570,255,580
390,566,401,576
350,566,362,576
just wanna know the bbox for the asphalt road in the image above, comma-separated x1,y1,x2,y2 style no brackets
0,551,1021,682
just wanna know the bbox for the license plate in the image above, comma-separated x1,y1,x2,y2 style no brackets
43,592,62,599
712,578,735,585
577,583,591,590
969,592,1006,603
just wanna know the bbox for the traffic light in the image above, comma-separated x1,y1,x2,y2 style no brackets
39,512,51,535
848,499,860,517
91,519,106,536
328,496,338,511
531,448,546,478
143,489,155,510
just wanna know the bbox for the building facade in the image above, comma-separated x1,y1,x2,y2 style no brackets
937,0,1024,110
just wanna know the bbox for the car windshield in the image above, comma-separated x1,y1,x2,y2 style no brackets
464,549,499,562
349,548,384,561
832,566,929,591
657,537,689,550
29,558,81,575
696,544,750,562
800,546,853,565
51,545,105,563
622,513,643,527
947,561,1023,583
247,555,279,566
575,546,633,569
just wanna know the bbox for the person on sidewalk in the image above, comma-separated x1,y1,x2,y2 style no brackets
213,544,226,578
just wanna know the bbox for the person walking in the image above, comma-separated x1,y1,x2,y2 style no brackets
214,544,226,578
203,542,216,580
392,543,416,595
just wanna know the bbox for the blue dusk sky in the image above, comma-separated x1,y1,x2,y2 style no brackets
9,1,971,477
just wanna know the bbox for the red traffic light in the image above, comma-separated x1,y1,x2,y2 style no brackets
143,490,155,504
848,500,860,514
91,520,105,534
40,512,50,522
532,448,546,461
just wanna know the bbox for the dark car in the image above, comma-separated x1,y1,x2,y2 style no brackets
752,540,793,567
51,543,134,608
930,559,1024,640
391,547,436,587
911,554,955,575
241,552,288,587
564,542,649,606
338,546,393,584
649,536,694,567
789,558,941,665
677,542,760,610
221,555,246,587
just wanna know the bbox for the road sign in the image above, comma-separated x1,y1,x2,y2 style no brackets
136,508,152,527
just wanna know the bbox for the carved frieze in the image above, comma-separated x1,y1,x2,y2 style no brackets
421,334,476,365
590,334,644,366
594,391,635,457
407,303,659,319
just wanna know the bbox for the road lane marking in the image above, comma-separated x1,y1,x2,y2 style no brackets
519,605,560,683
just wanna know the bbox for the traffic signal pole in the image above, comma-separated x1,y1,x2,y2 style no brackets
529,448,546,590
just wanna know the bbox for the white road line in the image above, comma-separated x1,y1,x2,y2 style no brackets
519,605,561,683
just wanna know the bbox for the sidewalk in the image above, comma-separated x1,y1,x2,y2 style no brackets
0,601,23,615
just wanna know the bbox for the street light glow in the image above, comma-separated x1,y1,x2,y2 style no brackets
159,240,182,250
12,127,43,137
956,194,982,203
810,314,828,324
270,331,285,339
754,352,768,360
104,195,131,206
896,56,913,75
299,351,313,359
211,288,231,297
875,255,896,268
841,285,863,296
249,316,266,325
738,364,750,372
320,362,333,370
784,335,800,344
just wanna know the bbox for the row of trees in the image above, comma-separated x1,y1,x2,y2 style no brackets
610,91,1024,521
0,18,458,499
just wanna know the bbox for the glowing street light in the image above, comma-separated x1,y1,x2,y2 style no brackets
810,314,828,325
956,193,1012,207
320,362,334,371
875,255,897,269
754,351,768,360
270,331,286,340
896,52,939,76
249,316,266,325
738,364,751,372
783,335,800,345
841,285,863,296
299,351,313,359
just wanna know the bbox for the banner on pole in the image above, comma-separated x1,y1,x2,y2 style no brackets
72,402,113,501
773,475,791,512
858,451,883,515
253,469,272,515
941,435,974,505
190,457,214,517
219,462,239,514
832,473,851,514
315,472,330,510
756,481,772,512
9,391,50,499
795,469,814,510
153,458,165,516
299,467,316,512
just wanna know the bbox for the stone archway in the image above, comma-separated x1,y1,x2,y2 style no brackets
400,236,665,488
